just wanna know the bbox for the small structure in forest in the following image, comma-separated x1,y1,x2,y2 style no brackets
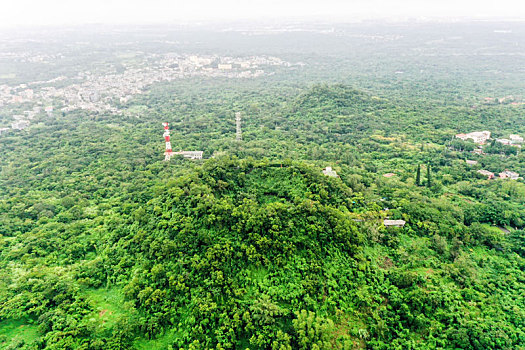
456,131,491,144
383,219,406,228
496,138,513,146
11,120,30,130
163,122,173,161
235,112,242,141
477,169,495,179
173,151,203,160
497,135,523,148
162,122,203,161
45,106,54,117
499,170,519,180
323,167,338,177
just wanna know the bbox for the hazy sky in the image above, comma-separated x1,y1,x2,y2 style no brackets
1,0,524,27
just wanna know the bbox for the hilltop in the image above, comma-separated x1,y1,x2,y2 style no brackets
1,156,523,349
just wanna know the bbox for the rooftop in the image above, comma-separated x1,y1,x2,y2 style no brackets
322,166,338,177
384,219,406,227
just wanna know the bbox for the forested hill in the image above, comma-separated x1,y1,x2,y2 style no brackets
291,84,386,115
107,159,364,345
0,83,524,349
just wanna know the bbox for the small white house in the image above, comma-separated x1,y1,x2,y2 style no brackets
173,151,203,160
322,167,338,177
456,131,491,144
384,219,406,228
477,169,495,179
499,170,519,180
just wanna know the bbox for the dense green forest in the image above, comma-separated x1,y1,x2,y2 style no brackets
0,22,525,349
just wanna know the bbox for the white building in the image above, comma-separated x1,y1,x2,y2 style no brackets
11,120,30,130
322,167,338,177
496,138,512,146
477,169,495,179
173,151,203,160
456,131,491,144
384,219,406,228
499,170,520,180
497,137,522,147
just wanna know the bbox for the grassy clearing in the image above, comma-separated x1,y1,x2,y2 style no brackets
83,287,127,330
0,318,39,349
134,328,181,350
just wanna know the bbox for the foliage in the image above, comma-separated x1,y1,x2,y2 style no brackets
1,23,525,349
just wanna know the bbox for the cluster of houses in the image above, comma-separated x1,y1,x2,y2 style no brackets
483,96,525,106
476,169,520,180
455,130,522,181
456,130,523,148
1,53,298,134
495,134,524,148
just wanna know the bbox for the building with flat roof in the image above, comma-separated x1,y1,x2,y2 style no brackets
499,170,519,180
477,169,495,179
11,120,30,130
384,219,406,228
496,138,512,146
456,131,491,144
173,151,203,160
322,166,338,177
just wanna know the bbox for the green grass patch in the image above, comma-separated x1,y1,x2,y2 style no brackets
83,288,127,330
0,318,39,349
125,105,149,115
134,328,181,350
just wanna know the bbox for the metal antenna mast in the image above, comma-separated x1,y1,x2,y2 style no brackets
163,122,173,161
235,112,242,141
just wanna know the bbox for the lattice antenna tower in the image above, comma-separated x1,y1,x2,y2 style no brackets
235,112,242,141
163,122,173,161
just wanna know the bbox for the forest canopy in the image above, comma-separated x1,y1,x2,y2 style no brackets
0,22,524,350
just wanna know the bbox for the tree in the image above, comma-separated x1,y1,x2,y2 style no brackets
416,164,421,186
426,164,432,188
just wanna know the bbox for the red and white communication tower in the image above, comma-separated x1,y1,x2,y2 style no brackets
163,122,173,161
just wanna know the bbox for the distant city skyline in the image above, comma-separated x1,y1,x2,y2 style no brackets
1,0,524,28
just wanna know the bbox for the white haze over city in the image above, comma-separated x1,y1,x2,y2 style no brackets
1,0,524,28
